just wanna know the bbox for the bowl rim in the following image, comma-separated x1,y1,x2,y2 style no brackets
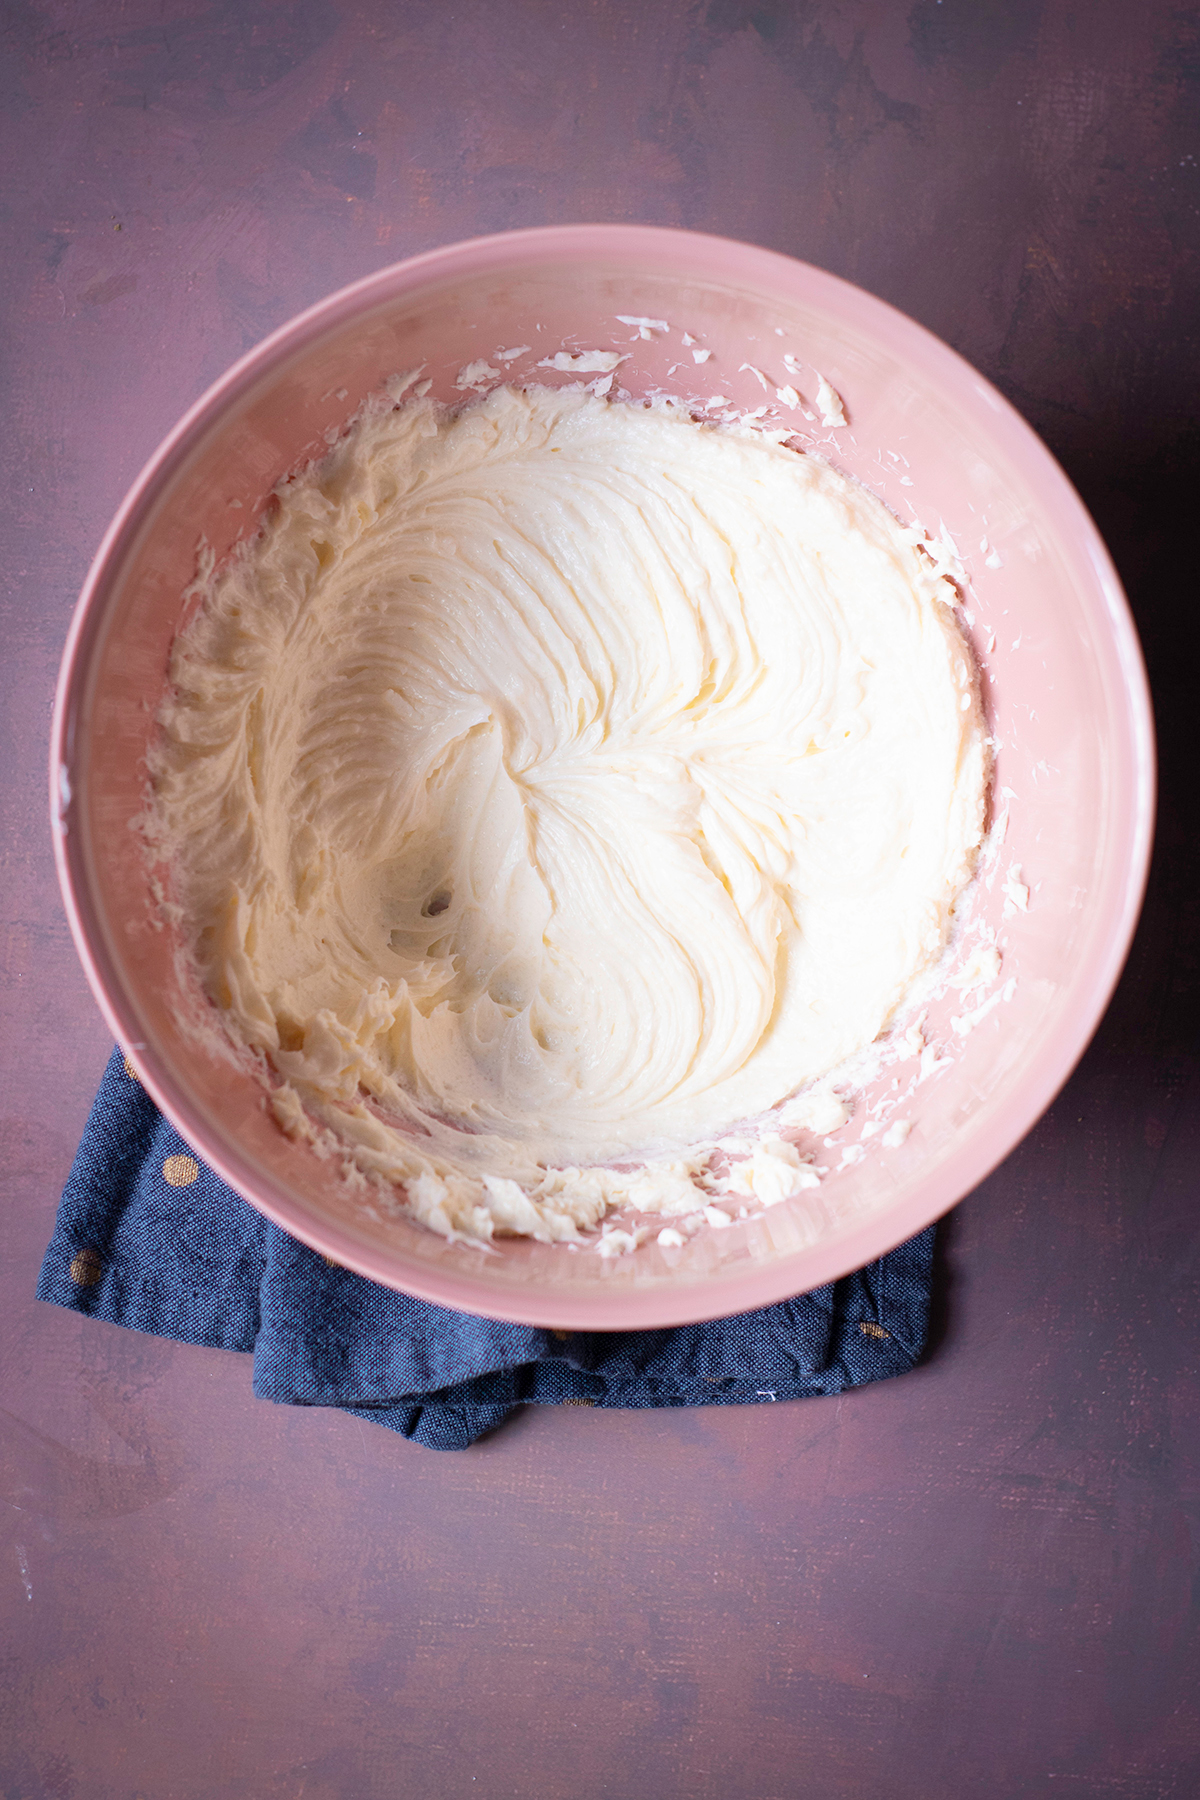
50,223,1157,1329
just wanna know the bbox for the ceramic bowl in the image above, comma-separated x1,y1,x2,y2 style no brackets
51,225,1154,1328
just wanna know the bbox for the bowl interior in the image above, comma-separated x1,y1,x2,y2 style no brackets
55,227,1153,1328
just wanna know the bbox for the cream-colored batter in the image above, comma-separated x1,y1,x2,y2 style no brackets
150,383,986,1243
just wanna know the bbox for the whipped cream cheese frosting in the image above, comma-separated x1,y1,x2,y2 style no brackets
149,384,986,1244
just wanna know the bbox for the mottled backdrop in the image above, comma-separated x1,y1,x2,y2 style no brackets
2,4,1198,1797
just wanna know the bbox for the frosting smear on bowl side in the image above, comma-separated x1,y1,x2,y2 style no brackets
149,384,986,1244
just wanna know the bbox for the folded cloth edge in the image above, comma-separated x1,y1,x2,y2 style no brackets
37,1048,937,1450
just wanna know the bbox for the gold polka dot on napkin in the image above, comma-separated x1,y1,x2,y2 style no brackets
70,1248,104,1287
162,1153,199,1187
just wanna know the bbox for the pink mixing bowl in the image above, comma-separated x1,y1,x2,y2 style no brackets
51,225,1154,1329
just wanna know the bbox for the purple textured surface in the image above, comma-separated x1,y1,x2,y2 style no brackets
2,4,1197,1796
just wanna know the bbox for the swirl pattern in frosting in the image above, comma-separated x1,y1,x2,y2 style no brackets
150,384,986,1243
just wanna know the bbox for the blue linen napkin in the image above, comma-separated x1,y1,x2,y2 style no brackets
37,1048,936,1450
